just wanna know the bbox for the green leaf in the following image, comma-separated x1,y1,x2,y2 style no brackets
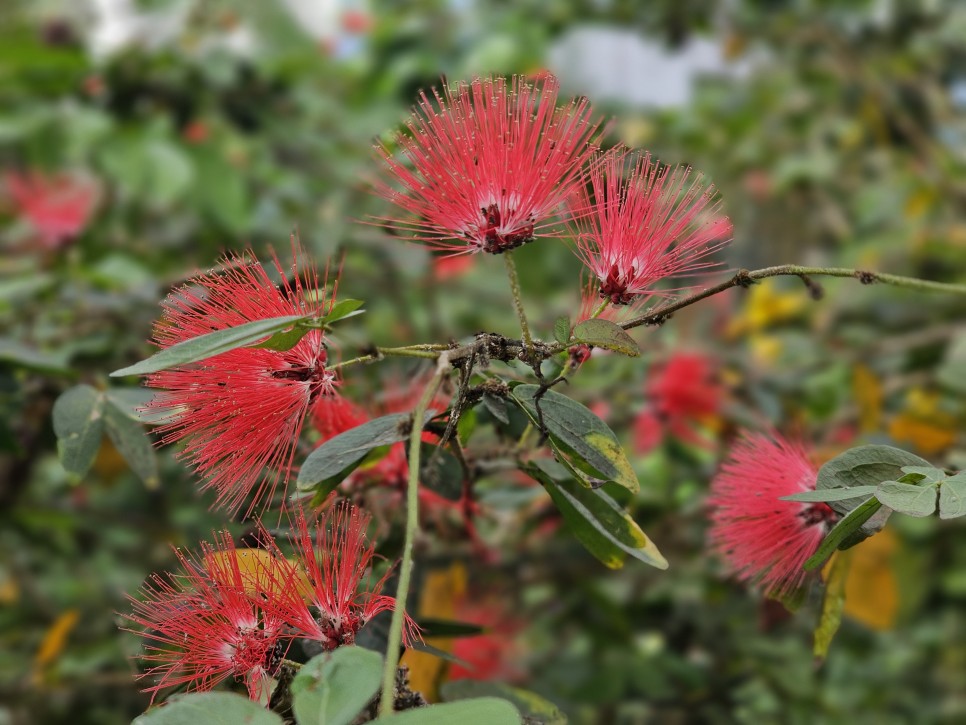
511,386,639,493
571,319,639,357
938,333,966,393
940,474,966,519
416,619,485,638
104,388,169,425
780,486,878,503
553,316,571,345
414,442,463,501
132,692,283,725
900,466,947,483
110,315,308,377
371,698,521,725
814,549,850,662
481,394,509,424
52,385,105,477
874,481,938,517
817,445,932,516
441,681,566,724
297,412,435,491
320,299,365,326
804,497,882,571
290,646,383,725
522,463,667,570
0,338,70,375
249,323,313,352
104,400,159,489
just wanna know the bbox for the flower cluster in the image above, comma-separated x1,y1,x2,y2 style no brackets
707,432,837,600
144,248,338,517
124,504,415,701
5,169,99,249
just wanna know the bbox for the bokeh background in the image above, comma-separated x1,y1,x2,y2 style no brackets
2,1,966,723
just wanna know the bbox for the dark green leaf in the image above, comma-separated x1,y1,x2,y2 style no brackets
0,338,71,375
132,692,283,725
900,466,947,483
939,474,966,519
249,322,313,352
780,486,878,503
416,619,485,638
110,315,309,377
441,681,566,724
571,319,640,357
553,316,571,345
320,299,365,326
371,698,521,725
52,385,105,477
104,400,159,489
481,394,509,424
290,646,383,725
804,497,882,571
817,445,932,516
409,640,473,668
414,442,463,501
297,412,435,490
874,481,938,517
522,463,666,570
511,386,638,493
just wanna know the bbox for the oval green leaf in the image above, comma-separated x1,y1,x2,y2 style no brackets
441,681,566,724
816,445,931,516
291,646,383,725
511,385,638,493
52,384,105,477
110,314,308,377
553,316,571,345
572,319,639,357
132,692,283,725
875,481,938,517
371,698,521,725
780,486,878,503
939,474,966,519
104,400,159,489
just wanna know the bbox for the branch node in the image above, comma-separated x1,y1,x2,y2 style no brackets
734,269,755,288
856,270,878,285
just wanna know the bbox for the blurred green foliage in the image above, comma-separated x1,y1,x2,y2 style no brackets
1,1,965,723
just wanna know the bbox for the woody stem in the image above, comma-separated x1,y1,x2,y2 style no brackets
503,253,533,352
378,352,452,717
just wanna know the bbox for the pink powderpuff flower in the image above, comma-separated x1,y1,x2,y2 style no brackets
707,432,837,601
373,74,603,255
261,504,419,649
5,169,99,249
634,351,724,453
123,532,294,703
570,148,731,306
144,248,339,517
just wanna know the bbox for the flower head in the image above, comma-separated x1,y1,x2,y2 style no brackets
145,248,338,517
374,74,602,255
707,432,836,600
5,169,99,249
571,148,731,306
263,504,419,649
123,533,293,702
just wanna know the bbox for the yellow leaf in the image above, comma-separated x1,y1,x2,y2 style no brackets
749,333,783,366
401,562,467,702
888,388,957,455
33,609,80,680
829,529,900,631
727,279,807,338
904,187,936,220
815,549,851,661
0,569,18,604
853,364,883,433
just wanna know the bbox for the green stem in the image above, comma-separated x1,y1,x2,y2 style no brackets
619,265,966,332
590,299,610,320
329,344,447,371
377,353,451,717
503,253,533,351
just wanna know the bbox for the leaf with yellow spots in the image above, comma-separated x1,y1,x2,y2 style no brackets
401,563,468,702
815,549,851,661
853,364,883,433
32,609,80,684
824,528,900,632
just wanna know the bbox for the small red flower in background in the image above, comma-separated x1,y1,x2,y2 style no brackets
570,148,730,306
374,74,603,255
707,432,836,600
634,351,724,452
263,504,419,649
5,169,99,249
449,595,525,682
123,532,292,702
145,248,339,517
432,252,474,280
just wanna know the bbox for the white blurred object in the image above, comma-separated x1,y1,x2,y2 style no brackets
84,0,192,59
548,26,751,109
279,0,341,41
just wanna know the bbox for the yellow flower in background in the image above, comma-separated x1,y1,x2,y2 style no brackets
853,364,884,433
727,279,807,338
888,388,958,455
749,333,784,366
32,609,80,685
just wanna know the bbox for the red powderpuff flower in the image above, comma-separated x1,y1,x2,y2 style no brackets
571,148,731,306
449,594,526,682
123,532,293,702
5,169,99,249
707,432,837,601
262,504,419,649
374,74,603,255
144,249,338,517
